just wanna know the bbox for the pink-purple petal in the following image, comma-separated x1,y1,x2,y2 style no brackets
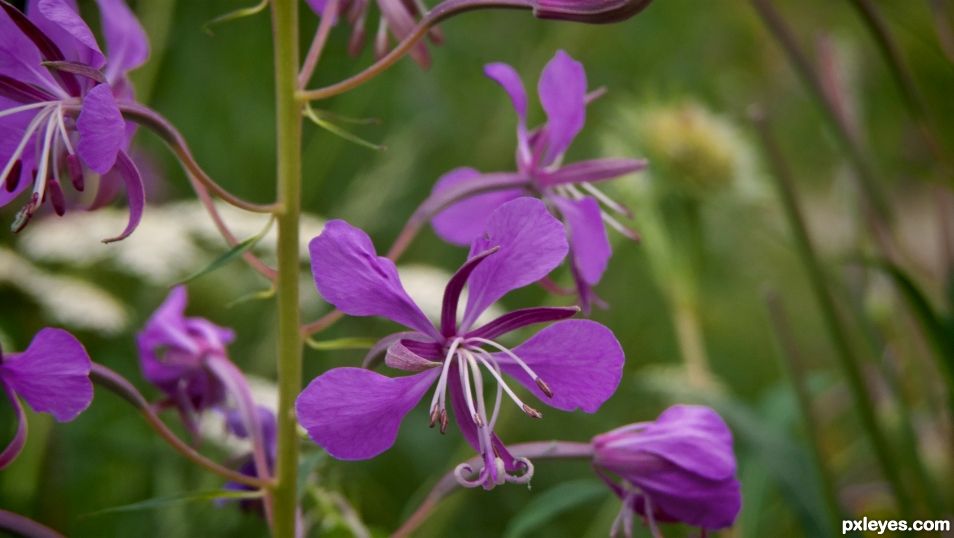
94,0,150,83
496,319,623,412
34,0,105,69
552,195,611,285
485,62,530,159
100,149,145,243
461,197,568,328
430,167,525,246
1,328,93,422
77,83,124,174
296,367,438,460
537,50,587,162
309,220,439,339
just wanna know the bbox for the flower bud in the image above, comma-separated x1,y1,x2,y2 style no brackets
592,405,741,534
534,0,653,24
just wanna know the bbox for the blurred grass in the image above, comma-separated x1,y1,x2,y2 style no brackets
1,0,953,536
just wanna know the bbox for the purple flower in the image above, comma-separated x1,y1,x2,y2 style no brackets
297,197,624,489
0,0,149,241
137,286,234,437
0,327,93,469
223,406,277,514
592,405,742,536
428,50,646,310
306,0,441,67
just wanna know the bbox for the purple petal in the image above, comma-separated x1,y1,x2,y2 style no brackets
631,470,741,530
0,10,61,92
77,83,124,174
485,62,531,160
461,197,568,329
0,328,93,422
94,0,149,83
430,167,525,246
441,246,499,337
496,319,622,412
296,367,438,460
0,381,27,470
384,340,441,372
538,50,586,163
309,220,439,339
552,195,611,285
539,158,647,187
32,0,104,68
100,149,144,243
465,306,579,341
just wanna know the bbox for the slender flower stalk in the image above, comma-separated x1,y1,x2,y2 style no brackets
0,509,64,538
751,106,913,515
270,0,305,535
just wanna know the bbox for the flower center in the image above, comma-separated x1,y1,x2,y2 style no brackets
425,336,549,489
1,101,81,231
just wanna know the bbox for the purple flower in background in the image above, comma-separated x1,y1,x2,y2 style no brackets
0,0,149,241
306,0,442,67
0,327,93,469
429,50,646,310
297,197,624,490
137,286,234,438
223,406,277,514
592,405,741,536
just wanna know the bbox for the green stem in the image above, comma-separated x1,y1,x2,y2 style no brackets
270,0,303,536
752,108,913,516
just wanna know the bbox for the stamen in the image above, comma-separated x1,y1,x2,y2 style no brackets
466,337,552,398
469,348,543,419
427,337,461,426
0,100,57,120
458,350,480,426
601,210,641,241
47,178,65,216
0,106,55,185
580,182,634,219
65,154,83,191
31,115,58,214
55,106,75,156
3,160,22,192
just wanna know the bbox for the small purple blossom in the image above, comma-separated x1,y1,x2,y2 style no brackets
592,405,742,536
306,0,442,67
297,197,624,489
0,0,149,241
0,327,93,469
137,286,234,438
428,50,646,310
223,405,277,514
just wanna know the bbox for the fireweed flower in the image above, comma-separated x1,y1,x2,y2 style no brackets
429,50,646,310
0,0,149,241
0,327,93,469
592,405,741,536
306,0,442,67
297,197,624,489
137,286,234,437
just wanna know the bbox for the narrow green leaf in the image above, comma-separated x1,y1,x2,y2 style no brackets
203,0,269,35
310,108,382,126
502,479,605,538
306,336,379,351
226,285,276,308
304,105,386,151
175,217,273,285
83,489,263,518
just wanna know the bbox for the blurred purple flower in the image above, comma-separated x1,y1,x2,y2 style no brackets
592,405,742,536
0,327,93,469
297,197,624,490
428,50,646,310
305,0,442,67
223,405,277,514
0,0,149,241
137,286,234,438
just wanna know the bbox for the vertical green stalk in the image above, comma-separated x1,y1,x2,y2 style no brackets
752,109,913,515
270,0,302,536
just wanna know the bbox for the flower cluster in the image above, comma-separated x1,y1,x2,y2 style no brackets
0,0,148,241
